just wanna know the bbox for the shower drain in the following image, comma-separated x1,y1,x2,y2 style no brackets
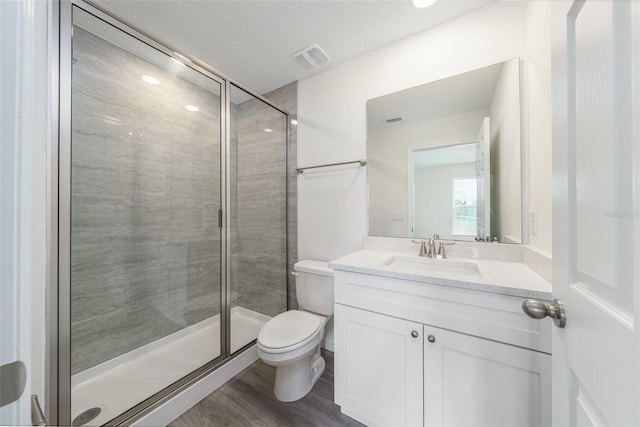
72,407,101,426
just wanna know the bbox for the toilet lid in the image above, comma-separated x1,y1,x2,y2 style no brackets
258,310,324,352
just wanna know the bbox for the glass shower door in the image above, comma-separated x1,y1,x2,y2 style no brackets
69,8,222,425
228,84,288,353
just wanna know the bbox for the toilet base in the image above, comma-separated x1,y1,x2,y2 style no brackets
273,350,325,402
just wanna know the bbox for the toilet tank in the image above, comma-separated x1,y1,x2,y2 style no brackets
294,260,334,316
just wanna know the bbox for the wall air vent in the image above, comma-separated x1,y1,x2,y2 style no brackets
386,117,404,124
292,44,331,69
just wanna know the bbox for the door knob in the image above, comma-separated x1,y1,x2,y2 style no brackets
522,298,566,328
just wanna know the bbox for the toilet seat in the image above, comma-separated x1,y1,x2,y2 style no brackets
258,310,324,354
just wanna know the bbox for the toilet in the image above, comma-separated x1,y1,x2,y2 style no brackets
257,260,334,402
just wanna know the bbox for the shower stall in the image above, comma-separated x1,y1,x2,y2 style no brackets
56,3,290,425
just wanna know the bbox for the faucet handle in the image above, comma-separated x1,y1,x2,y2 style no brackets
411,239,427,257
438,241,456,259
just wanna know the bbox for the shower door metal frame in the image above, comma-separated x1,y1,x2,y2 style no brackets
224,81,293,359
53,0,291,425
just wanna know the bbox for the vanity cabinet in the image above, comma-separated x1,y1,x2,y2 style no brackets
333,270,551,427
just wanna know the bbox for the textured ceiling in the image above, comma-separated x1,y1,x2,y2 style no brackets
95,0,497,95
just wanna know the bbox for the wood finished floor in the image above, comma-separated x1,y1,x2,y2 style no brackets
169,350,364,427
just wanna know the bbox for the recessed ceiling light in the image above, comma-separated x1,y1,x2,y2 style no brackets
264,128,273,133
290,118,298,126
411,0,438,8
142,75,160,85
184,105,199,112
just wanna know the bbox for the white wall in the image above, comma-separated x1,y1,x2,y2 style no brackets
368,109,487,237
298,2,530,261
524,1,552,254
489,58,522,243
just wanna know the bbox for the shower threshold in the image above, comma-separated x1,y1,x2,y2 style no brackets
71,307,269,426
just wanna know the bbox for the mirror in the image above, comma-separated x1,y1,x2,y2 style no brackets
367,58,522,243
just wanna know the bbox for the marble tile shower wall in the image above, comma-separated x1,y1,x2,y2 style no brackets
71,27,221,374
230,83,296,317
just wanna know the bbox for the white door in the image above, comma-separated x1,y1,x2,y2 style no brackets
0,0,49,425
551,1,639,425
476,117,491,240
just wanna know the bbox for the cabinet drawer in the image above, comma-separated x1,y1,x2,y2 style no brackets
334,270,551,353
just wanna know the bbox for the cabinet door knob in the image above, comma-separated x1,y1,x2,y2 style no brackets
411,330,419,338
427,334,436,343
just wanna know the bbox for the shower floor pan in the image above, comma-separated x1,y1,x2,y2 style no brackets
71,306,269,426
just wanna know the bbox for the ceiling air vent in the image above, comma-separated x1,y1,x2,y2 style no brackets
386,117,404,124
292,44,331,69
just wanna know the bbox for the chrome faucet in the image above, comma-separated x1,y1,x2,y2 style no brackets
413,235,443,258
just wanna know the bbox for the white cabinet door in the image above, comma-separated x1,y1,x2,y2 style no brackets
334,304,423,427
424,325,551,427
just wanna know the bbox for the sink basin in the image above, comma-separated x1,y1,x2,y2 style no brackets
383,255,481,277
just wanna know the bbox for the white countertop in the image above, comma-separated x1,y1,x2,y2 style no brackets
329,248,552,300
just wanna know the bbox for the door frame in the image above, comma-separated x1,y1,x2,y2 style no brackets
0,0,51,423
